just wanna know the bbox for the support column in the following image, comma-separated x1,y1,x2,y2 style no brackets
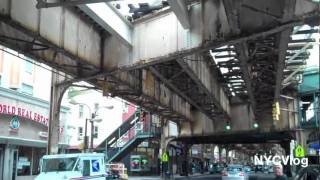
281,141,292,177
218,146,222,163
47,70,71,155
180,143,190,176
225,147,229,164
3,145,11,180
160,119,174,180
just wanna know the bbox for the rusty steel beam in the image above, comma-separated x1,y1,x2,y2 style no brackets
176,59,224,113
36,0,117,8
58,20,307,86
237,43,256,110
274,0,296,101
149,67,212,119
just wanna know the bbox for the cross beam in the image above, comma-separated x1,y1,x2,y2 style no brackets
36,0,117,8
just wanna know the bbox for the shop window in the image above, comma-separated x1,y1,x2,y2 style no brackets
20,83,33,95
25,60,33,74
79,105,84,118
93,126,98,138
17,147,32,176
78,127,83,140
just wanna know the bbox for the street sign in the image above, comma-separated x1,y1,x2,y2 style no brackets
294,144,305,158
161,152,169,162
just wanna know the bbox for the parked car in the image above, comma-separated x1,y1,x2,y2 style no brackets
255,165,263,173
209,163,224,174
243,166,253,174
268,166,274,174
221,165,248,180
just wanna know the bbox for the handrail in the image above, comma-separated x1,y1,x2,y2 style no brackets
95,109,142,150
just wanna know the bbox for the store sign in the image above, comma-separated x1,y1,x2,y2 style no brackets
0,103,48,126
10,116,20,130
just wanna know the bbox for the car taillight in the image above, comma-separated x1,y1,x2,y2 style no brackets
221,171,228,176
239,172,245,176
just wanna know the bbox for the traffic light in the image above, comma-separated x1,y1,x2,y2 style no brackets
253,122,259,128
225,122,231,130
272,102,280,121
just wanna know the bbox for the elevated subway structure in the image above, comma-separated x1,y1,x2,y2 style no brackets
0,0,319,170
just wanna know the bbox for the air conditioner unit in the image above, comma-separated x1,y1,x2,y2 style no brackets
39,131,48,138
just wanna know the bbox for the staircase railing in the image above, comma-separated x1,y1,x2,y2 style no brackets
95,109,161,163
95,109,142,151
105,122,160,163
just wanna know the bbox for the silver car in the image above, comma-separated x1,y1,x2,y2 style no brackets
221,165,249,180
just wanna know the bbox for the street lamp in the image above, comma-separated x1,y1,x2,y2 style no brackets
90,105,113,152
70,99,91,152
69,99,113,152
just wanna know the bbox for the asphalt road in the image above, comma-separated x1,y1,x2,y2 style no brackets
175,173,275,180
128,173,276,180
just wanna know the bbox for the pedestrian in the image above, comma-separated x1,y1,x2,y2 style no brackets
274,164,288,180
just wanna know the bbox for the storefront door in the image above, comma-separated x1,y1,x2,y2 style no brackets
11,149,18,180
2,146,18,180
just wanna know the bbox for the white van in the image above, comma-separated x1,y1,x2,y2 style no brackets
35,153,107,180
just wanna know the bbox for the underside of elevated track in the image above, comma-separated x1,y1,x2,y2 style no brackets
0,0,319,153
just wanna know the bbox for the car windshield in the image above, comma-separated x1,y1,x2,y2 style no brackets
42,157,78,172
227,166,243,172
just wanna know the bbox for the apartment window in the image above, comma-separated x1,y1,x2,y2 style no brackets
25,60,33,74
78,127,83,140
94,103,99,113
93,126,98,138
20,83,33,95
79,105,84,118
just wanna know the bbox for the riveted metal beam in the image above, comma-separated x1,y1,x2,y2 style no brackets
149,66,210,118
36,0,117,8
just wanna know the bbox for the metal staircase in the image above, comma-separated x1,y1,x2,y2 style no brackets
106,132,155,163
95,110,160,163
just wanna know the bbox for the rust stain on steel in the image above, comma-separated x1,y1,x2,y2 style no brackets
142,69,155,97
159,83,170,106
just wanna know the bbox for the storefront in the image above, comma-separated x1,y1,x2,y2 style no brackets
0,87,69,180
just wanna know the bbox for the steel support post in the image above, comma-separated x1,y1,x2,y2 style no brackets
281,141,293,177
47,70,71,155
160,119,172,180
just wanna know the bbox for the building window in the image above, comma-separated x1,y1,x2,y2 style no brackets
78,127,83,140
20,83,33,95
94,103,99,113
93,126,98,138
25,60,33,74
79,105,84,118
